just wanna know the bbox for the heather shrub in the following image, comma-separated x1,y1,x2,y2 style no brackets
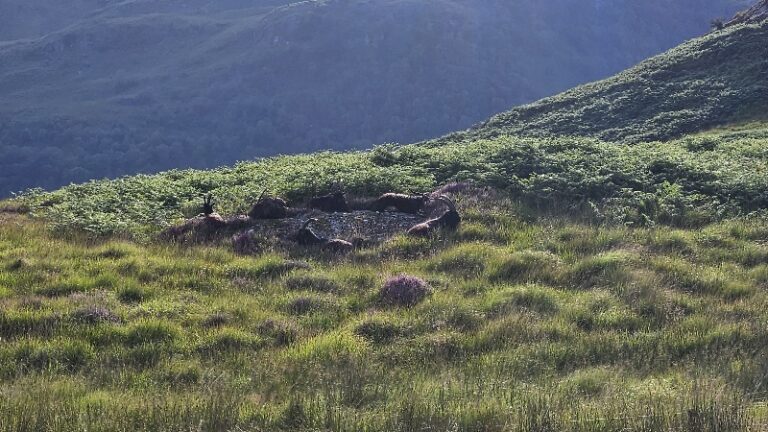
379,275,431,306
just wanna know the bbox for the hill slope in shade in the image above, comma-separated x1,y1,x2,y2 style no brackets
0,0,295,41
0,0,747,195
442,20,768,144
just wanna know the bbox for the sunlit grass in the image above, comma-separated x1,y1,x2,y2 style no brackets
1,200,767,430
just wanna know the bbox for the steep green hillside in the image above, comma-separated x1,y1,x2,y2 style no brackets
6,123,768,430
4,5,768,431
0,0,747,195
16,123,768,237
444,20,768,144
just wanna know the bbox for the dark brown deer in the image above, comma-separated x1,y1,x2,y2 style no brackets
202,194,215,216
371,193,430,215
309,191,350,213
295,218,354,253
249,190,289,219
407,195,460,237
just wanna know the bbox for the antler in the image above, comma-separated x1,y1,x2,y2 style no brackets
202,194,216,215
436,195,456,212
257,189,268,203
301,218,319,230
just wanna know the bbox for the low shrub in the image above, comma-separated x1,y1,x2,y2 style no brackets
379,275,431,307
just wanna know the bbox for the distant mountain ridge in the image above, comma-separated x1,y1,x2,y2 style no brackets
0,0,748,195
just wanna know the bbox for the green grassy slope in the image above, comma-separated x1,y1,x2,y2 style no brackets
439,20,768,144
18,124,768,237
3,191,768,430
4,6,768,431
0,0,747,195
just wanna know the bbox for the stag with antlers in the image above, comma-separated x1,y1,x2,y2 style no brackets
407,195,460,237
249,189,290,219
295,218,354,253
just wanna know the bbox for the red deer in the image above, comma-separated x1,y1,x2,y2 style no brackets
249,190,289,219
371,193,430,215
202,194,215,216
295,219,354,253
407,195,460,237
309,191,350,213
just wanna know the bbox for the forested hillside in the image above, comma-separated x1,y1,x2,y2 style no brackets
0,0,747,195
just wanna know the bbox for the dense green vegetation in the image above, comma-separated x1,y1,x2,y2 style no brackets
0,0,747,195
18,122,768,237
3,189,768,430
441,20,768,144
4,4,768,430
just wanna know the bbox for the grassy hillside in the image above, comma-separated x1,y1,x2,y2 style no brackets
442,20,768,144
0,0,747,195
3,4,768,431
3,188,768,430
16,122,768,237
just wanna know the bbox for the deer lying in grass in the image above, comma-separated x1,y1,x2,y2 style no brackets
371,193,430,215
407,195,460,237
249,190,289,219
295,218,354,253
309,191,350,213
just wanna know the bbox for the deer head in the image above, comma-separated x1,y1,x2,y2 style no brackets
435,195,456,213
202,194,215,216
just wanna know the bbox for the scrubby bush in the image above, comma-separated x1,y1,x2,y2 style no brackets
23,123,768,237
287,297,322,315
202,312,231,328
379,275,431,306
257,319,299,346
